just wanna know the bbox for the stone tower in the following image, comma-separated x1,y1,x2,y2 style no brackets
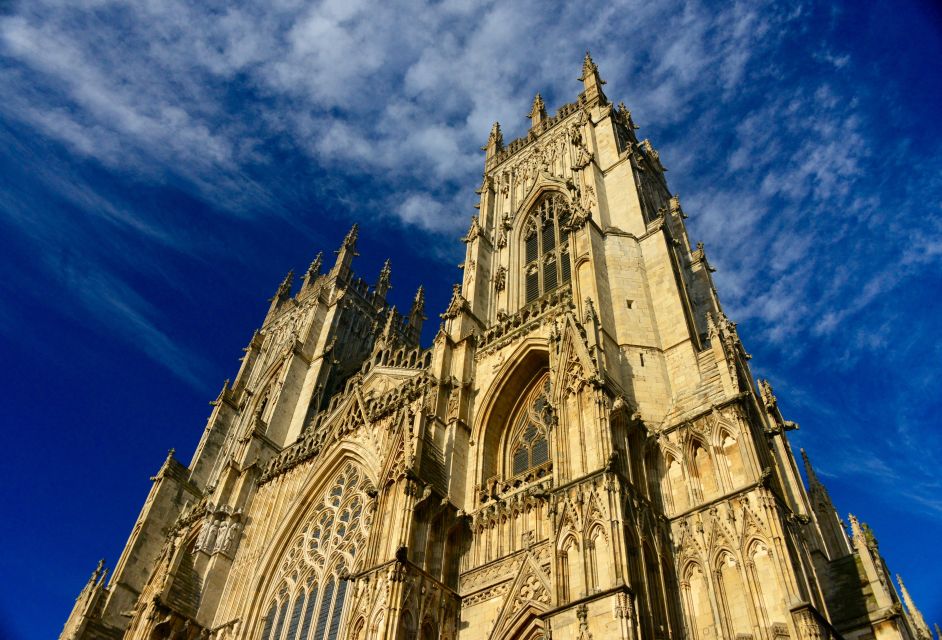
61,54,931,640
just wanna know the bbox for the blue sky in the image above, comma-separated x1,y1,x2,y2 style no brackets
0,0,940,637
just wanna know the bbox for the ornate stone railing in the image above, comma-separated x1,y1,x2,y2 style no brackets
476,288,573,357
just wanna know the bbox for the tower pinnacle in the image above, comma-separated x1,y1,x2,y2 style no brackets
375,259,392,302
579,51,607,106
303,252,323,288
800,448,821,487
483,121,503,165
529,93,547,129
408,285,426,334
332,223,360,277
269,270,293,309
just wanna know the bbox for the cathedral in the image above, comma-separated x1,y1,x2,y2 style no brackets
61,54,934,640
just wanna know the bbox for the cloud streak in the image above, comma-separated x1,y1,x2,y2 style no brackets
1,0,940,530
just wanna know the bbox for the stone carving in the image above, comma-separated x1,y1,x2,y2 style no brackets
463,215,482,243
440,284,470,320
494,266,507,292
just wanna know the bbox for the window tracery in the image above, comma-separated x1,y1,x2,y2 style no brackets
522,193,572,303
260,463,373,640
507,377,553,478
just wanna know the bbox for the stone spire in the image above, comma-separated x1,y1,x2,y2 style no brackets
800,448,821,488
378,305,399,349
303,251,323,288
934,623,941,640
332,223,359,277
84,559,106,591
408,285,426,335
529,93,547,129
482,122,503,161
897,575,931,640
267,270,294,318
375,259,392,302
579,51,607,106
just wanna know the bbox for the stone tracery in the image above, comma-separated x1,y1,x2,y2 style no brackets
260,462,373,640
521,192,573,304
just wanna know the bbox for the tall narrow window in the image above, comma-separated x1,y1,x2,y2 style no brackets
272,596,289,640
508,377,553,477
262,602,277,640
258,463,373,640
312,578,335,639
522,192,573,303
285,590,306,640
298,582,318,640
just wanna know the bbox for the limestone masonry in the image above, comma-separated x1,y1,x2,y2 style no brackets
62,54,933,640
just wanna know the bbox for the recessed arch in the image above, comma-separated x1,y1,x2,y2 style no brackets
473,341,550,488
243,447,378,639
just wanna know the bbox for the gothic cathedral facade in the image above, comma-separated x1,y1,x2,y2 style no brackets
62,55,933,640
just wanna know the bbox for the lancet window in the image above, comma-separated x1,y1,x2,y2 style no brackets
260,463,373,640
522,192,572,303
507,376,553,477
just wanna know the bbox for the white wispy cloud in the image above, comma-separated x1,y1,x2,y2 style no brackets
1,0,940,521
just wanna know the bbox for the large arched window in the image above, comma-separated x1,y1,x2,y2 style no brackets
523,192,572,303
260,463,373,640
507,376,553,477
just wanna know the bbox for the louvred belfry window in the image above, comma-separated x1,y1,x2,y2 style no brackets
259,463,373,640
509,377,553,477
523,192,572,303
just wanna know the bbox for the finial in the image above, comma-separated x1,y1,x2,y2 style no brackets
332,224,359,273
344,223,359,247
483,121,504,159
307,252,323,278
275,270,294,298
488,122,503,147
382,305,398,338
379,259,392,283
580,51,598,78
800,448,821,487
529,93,547,129
897,575,931,639
413,285,425,305
617,101,638,130
88,559,105,585
407,285,426,335
579,51,608,106
374,259,392,300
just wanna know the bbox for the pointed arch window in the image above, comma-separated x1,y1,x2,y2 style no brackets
258,463,372,640
507,376,553,477
523,193,572,303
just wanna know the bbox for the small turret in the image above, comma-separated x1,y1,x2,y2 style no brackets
303,252,323,288
579,51,607,106
408,285,426,336
528,93,547,129
266,270,294,318
332,223,359,279
375,259,392,303
482,122,503,162
378,305,399,350
800,448,822,488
